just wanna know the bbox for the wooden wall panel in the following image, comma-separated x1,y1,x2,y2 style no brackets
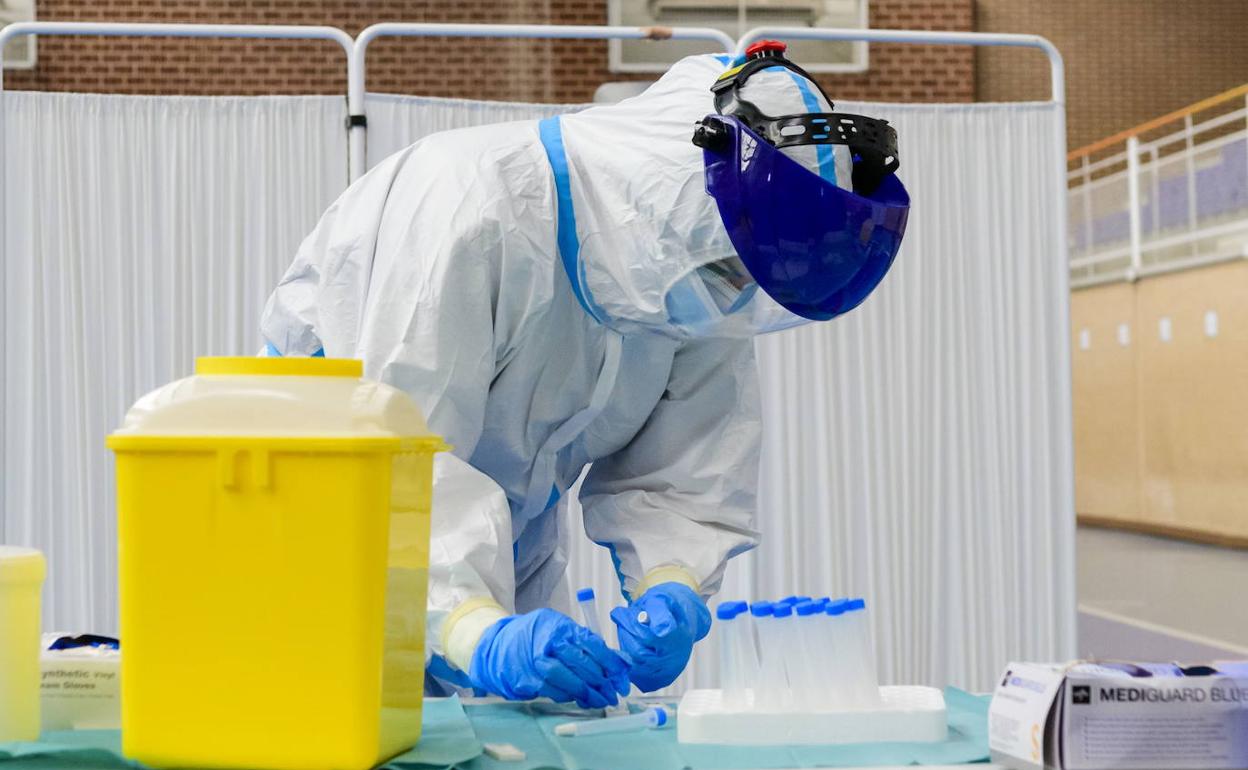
1072,261,1248,543
1135,262,1248,539
1071,283,1140,522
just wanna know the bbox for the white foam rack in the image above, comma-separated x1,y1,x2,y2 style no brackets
677,686,947,745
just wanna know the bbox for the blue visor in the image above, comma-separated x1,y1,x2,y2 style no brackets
701,115,910,321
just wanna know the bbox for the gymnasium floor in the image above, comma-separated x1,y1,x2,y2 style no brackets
1077,525,1248,661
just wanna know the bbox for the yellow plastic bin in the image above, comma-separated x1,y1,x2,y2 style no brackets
107,357,445,770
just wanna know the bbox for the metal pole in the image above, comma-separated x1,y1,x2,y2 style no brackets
1046,37,1077,663
1149,146,1159,240
1081,156,1093,266
737,26,1065,104
1126,135,1143,279
347,22,736,180
1183,114,1198,256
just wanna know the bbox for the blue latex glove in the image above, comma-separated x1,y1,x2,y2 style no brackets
469,608,631,708
610,582,712,692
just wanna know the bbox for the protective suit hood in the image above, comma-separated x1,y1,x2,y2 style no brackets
553,54,851,338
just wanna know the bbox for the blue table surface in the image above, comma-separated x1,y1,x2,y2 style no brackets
0,688,994,770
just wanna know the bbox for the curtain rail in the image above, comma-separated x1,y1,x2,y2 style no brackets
737,26,1064,104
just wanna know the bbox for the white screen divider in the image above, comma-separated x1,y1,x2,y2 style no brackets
0,23,1072,695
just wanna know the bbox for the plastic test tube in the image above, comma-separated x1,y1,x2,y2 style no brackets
717,601,758,710
811,597,829,672
810,597,845,710
845,598,881,706
717,602,743,708
576,587,629,715
576,587,605,637
824,598,853,709
795,600,836,710
750,601,789,712
554,705,669,737
772,601,801,712
736,600,761,700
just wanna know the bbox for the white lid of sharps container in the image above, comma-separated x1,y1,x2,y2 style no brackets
0,546,47,584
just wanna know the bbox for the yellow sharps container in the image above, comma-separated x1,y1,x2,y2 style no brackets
107,357,446,770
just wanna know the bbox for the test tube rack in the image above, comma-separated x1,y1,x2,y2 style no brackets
676,685,947,745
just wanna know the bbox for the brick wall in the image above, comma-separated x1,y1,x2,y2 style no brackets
5,0,974,104
976,0,1248,150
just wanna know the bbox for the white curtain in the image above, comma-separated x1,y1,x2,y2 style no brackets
365,95,1075,692
560,101,1076,695
2,92,349,633
3,91,1074,695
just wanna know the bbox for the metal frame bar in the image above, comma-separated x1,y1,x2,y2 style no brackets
346,22,736,180
738,26,1065,104
0,21,355,96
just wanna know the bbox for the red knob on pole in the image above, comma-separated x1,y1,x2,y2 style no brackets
745,40,788,58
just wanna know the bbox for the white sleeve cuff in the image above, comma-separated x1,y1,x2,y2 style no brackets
444,603,509,674
636,565,701,598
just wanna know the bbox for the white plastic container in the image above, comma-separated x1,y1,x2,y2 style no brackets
677,685,947,745
0,546,47,742
40,634,121,730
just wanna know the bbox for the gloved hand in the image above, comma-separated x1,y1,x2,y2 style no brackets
610,582,712,692
468,608,631,708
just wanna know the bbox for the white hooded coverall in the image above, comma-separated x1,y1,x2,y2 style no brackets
260,53,849,678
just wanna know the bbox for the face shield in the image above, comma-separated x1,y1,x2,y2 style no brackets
688,41,910,324
561,47,906,339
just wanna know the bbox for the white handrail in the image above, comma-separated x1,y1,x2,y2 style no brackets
347,22,737,181
737,26,1065,105
1126,136,1143,279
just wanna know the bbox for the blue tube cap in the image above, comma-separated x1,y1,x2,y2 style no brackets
779,595,812,605
749,601,774,617
576,587,595,602
773,602,794,618
716,602,742,621
826,599,850,616
848,598,867,611
795,601,820,616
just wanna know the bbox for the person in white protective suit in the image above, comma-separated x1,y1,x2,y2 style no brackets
260,42,909,706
